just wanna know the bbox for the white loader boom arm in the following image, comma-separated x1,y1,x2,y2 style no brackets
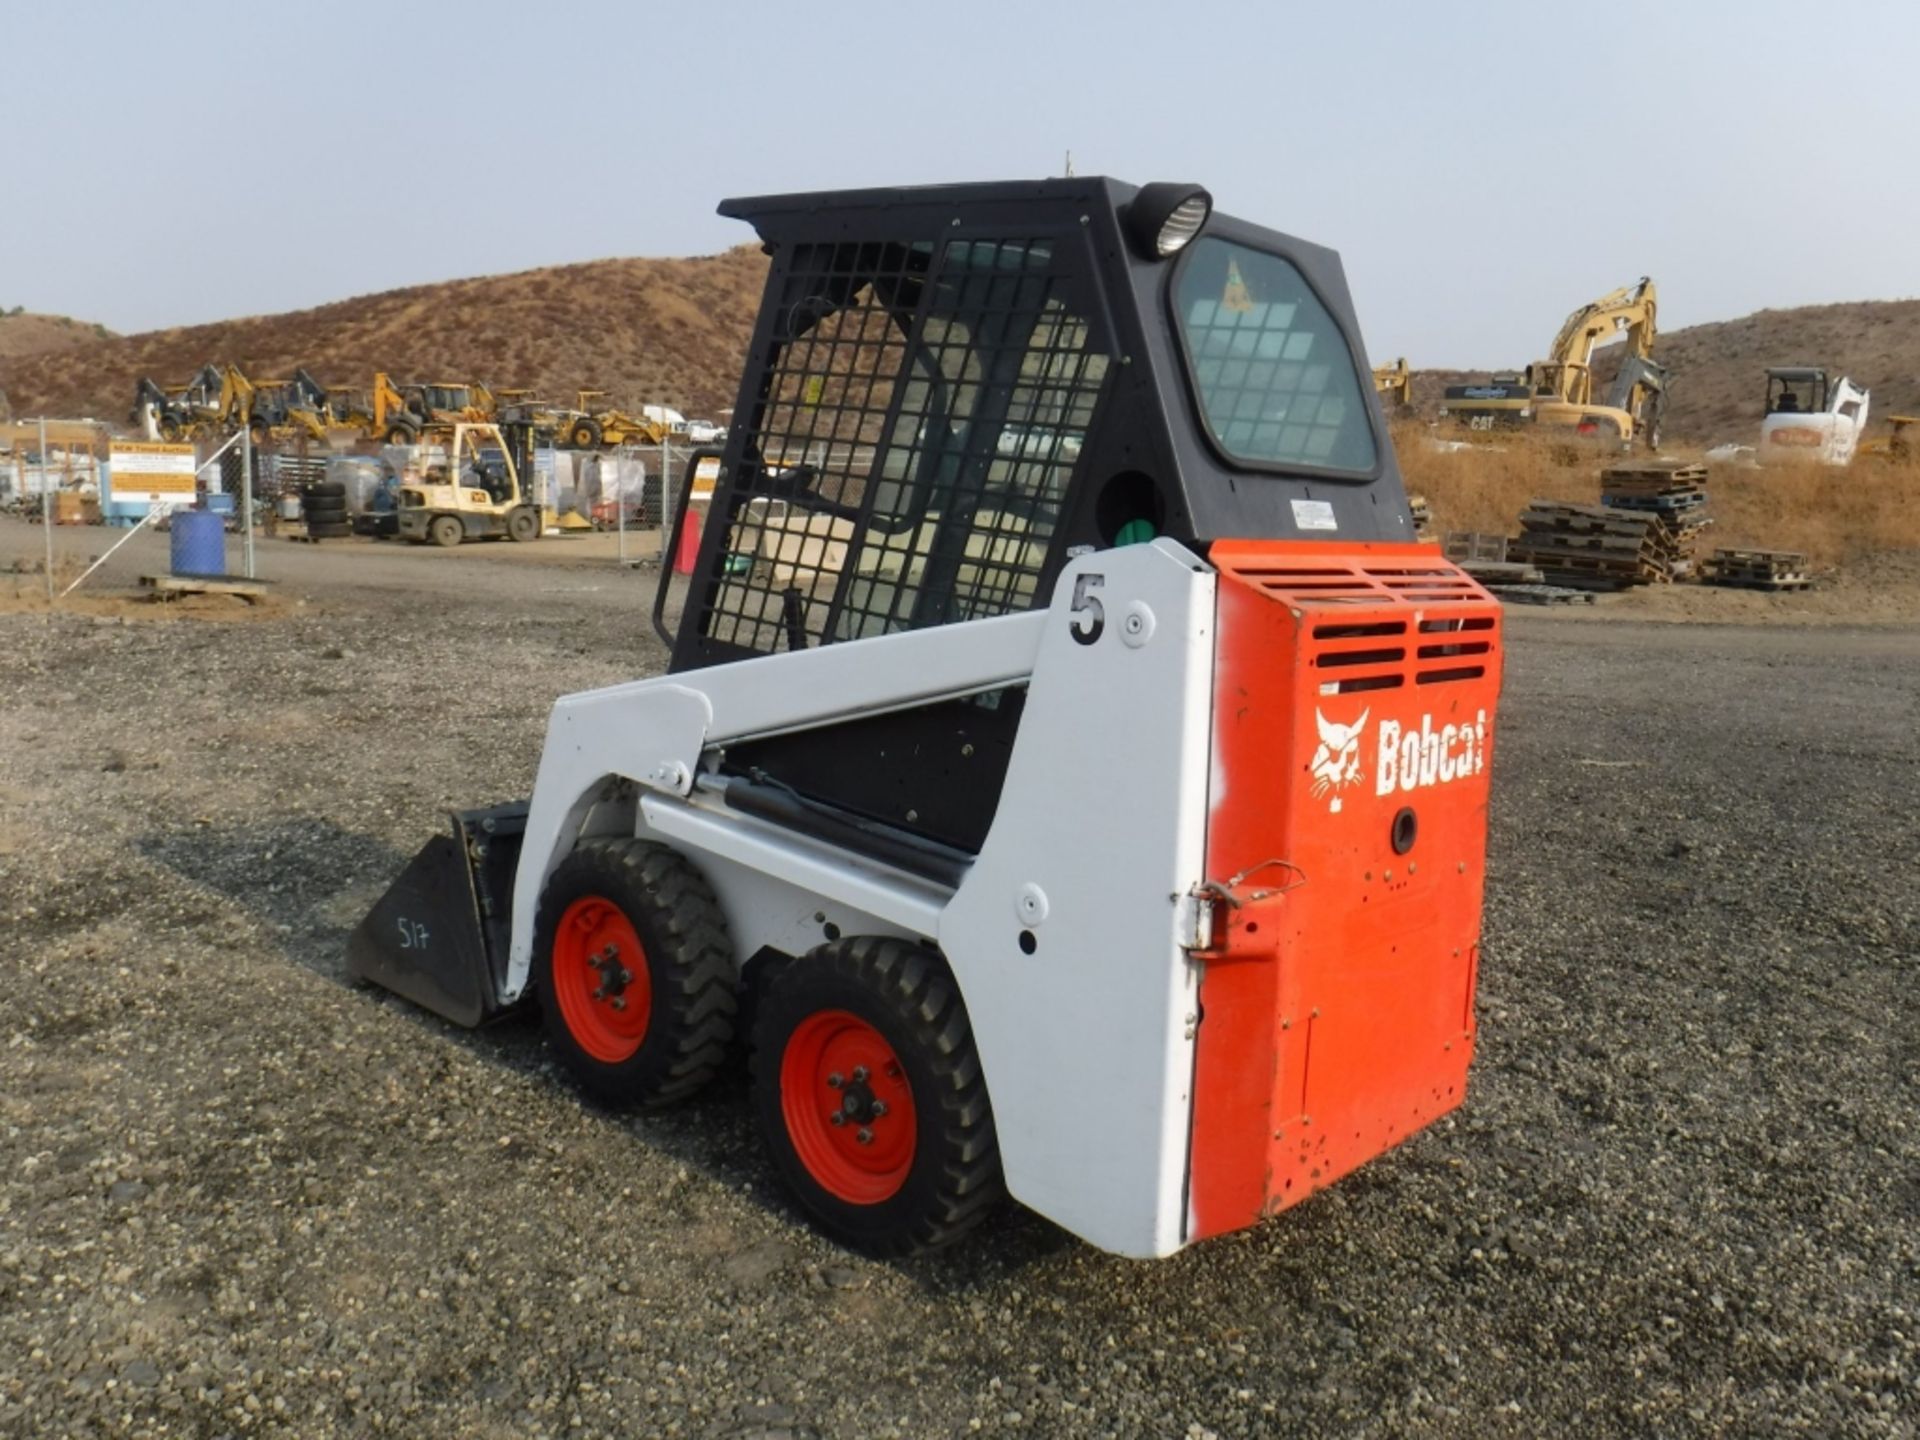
508,540,1215,1257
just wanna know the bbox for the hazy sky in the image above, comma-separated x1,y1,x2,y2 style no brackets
5,0,1916,367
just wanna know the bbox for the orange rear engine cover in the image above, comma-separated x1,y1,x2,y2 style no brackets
1188,542,1503,1240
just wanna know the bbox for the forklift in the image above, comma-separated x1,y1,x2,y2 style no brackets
394,418,542,546
349,179,1504,1257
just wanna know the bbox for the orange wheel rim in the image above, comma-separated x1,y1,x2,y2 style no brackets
779,1010,916,1204
551,895,652,1063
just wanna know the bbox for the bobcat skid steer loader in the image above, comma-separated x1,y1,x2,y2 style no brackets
348,179,1504,1258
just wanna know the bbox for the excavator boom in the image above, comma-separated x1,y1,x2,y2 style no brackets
1442,277,1665,449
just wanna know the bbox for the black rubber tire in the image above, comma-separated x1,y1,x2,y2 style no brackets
302,480,347,500
303,500,348,519
568,417,603,450
506,507,539,542
428,515,463,548
385,424,419,447
751,936,1004,1256
533,838,736,1106
307,521,351,539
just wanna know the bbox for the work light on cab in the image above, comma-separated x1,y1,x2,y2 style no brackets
1126,182,1212,258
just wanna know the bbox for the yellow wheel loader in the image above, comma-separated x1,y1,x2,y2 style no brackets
560,391,670,450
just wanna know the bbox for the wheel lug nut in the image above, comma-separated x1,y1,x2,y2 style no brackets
611,997,626,1011
826,1073,843,1089
856,1128,873,1145
601,944,617,960
872,1100,888,1117
590,988,605,1001
851,1066,869,1083
617,969,632,985
830,1112,845,1127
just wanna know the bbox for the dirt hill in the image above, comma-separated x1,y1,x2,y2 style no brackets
0,248,769,425
1652,301,1920,443
7,253,1917,446
1413,299,1920,446
0,311,116,361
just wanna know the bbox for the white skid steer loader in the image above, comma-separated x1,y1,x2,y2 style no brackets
349,180,1505,1258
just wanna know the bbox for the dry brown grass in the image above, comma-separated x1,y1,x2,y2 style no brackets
1395,421,1920,566
1395,424,1595,535
1705,457,1920,564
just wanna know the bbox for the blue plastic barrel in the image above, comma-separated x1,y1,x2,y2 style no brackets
170,510,226,578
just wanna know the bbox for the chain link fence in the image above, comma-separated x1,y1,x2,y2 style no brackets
0,424,264,606
0,423,707,607
547,439,694,567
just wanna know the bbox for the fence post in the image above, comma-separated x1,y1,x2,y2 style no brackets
659,440,673,566
240,425,255,579
616,453,626,564
38,416,52,599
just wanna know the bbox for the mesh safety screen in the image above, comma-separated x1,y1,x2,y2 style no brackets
699,235,1110,654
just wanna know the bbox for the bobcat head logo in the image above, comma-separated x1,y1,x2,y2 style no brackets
1309,707,1369,812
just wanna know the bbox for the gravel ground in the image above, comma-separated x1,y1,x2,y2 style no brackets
1,526,1916,1438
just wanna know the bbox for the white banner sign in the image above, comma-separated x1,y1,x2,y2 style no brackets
109,442,201,507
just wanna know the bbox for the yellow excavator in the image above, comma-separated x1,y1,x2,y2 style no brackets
1371,358,1412,410
1440,278,1667,449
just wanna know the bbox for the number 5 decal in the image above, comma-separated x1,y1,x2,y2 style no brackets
1070,572,1105,646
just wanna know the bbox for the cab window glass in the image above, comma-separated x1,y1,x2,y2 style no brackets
1175,237,1375,474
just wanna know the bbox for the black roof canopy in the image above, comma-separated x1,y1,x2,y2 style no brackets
668,178,1412,671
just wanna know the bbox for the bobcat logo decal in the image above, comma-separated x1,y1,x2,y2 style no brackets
1309,707,1369,813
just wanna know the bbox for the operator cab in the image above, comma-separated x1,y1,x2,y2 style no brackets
1767,367,1827,415
668,178,1404,672
660,179,1409,853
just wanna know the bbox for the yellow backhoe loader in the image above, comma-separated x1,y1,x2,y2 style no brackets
370,373,497,446
131,365,225,440
205,366,333,445
1439,278,1667,449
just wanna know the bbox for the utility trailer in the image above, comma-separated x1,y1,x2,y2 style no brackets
349,179,1504,1258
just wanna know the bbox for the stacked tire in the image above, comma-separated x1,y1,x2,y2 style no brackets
301,480,351,540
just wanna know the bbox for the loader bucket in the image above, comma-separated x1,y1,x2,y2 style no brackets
346,801,529,1027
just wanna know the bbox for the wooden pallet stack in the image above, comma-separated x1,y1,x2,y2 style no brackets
1701,548,1813,590
1507,500,1667,590
1600,460,1711,579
